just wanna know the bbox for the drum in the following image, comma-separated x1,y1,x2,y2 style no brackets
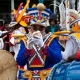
0,50,17,80
48,60,80,80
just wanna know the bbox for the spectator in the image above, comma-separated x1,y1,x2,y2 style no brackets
45,13,61,34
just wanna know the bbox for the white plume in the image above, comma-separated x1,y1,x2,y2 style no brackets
59,2,66,30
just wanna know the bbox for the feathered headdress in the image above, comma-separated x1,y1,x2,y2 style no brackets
9,0,31,27
69,9,80,32
59,2,66,29
26,3,52,27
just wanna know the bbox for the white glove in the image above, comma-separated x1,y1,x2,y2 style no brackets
27,35,34,49
32,31,44,47
27,31,44,49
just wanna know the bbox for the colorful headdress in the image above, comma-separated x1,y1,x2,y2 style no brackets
26,3,52,27
70,18,80,32
69,9,80,32
9,0,31,27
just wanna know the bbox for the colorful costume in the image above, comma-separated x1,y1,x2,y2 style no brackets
61,9,80,60
8,1,31,79
9,26,27,60
48,5,80,79
48,15,80,80
8,0,31,60
16,3,62,80
61,33,80,60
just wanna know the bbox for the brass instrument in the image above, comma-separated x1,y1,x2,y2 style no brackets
12,34,30,46
45,30,70,46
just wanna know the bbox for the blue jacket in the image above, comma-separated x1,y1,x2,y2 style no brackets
16,38,62,70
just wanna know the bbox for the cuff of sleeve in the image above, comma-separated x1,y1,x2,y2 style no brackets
9,42,14,46
76,51,80,60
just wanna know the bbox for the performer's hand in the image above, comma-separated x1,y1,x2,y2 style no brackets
32,31,44,48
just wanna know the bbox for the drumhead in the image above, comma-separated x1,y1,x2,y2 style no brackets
0,50,17,80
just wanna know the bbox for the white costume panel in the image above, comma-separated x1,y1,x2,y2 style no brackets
10,27,26,61
0,31,8,50
0,38,4,49
10,29,21,61
61,37,79,60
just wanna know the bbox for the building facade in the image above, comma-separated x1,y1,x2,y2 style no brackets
0,0,53,18
0,0,78,19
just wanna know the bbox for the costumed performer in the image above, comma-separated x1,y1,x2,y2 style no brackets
16,3,62,80
61,9,80,61
8,1,31,79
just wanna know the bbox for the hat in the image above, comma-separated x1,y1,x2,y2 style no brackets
69,9,80,32
30,20,46,27
69,9,80,19
9,1,30,28
8,22,17,27
27,3,52,27
70,18,80,32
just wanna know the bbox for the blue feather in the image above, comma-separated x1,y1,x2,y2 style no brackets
38,0,44,3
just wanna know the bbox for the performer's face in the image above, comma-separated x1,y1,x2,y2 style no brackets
32,25,45,36
50,20,55,26
32,25,45,31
